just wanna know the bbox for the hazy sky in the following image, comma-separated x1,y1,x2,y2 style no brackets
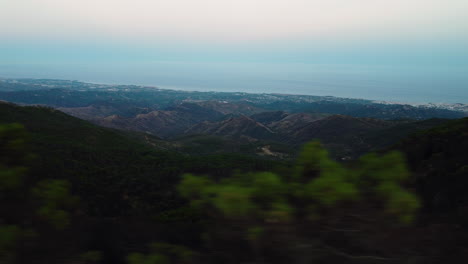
2,0,467,58
1,0,467,41
1,0,467,102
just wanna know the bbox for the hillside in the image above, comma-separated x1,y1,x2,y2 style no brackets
284,115,449,159
0,102,283,217
185,115,278,141
182,112,450,159
394,117,468,213
267,112,329,133
84,102,224,138
1,100,467,264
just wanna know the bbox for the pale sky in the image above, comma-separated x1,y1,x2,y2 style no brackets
1,0,467,43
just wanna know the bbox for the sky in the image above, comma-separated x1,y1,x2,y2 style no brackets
1,0,467,103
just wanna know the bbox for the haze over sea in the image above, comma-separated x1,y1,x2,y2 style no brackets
1,61,467,104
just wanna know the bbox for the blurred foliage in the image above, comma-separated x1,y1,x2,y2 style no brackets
394,117,468,213
0,101,465,264
32,179,79,230
0,123,31,264
0,225,20,264
79,251,103,264
127,243,195,264
0,123,31,192
179,141,421,263
0,123,79,263
0,104,284,264
180,141,419,223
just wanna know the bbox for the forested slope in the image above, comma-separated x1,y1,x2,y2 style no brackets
0,102,283,216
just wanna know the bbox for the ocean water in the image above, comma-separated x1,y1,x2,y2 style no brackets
0,61,467,104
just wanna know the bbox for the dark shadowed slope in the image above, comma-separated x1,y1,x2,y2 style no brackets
286,115,451,159
393,117,468,213
0,101,284,216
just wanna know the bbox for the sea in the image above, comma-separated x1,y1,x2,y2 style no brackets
0,61,467,104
